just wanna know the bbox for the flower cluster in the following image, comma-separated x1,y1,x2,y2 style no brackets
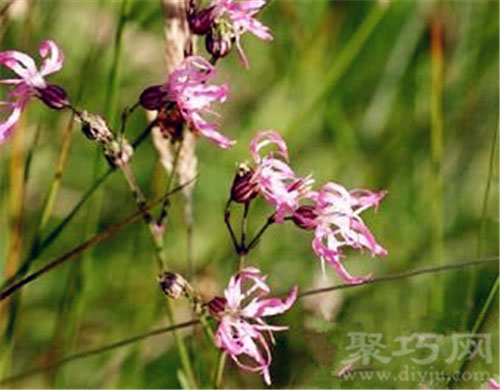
140,55,233,149
0,40,69,143
188,0,272,67
1,1,389,387
230,130,387,284
209,267,298,385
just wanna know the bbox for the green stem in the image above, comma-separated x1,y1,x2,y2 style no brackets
164,300,197,389
448,275,499,388
214,351,227,389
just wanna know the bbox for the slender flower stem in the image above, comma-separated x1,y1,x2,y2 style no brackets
1,257,496,385
119,163,166,270
240,203,250,249
214,351,227,389
246,214,275,252
157,138,184,227
120,101,140,134
224,199,240,253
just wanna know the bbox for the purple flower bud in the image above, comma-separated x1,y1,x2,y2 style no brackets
231,164,259,203
139,85,168,110
206,29,232,60
188,6,216,35
208,296,227,316
158,272,189,299
37,84,69,110
291,205,318,230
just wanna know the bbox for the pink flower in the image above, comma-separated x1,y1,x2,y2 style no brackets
215,0,272,67
209,267,298,385
247,130,314,222
488,379,500,390
293,183,387,284
0,40,67,143
140,55,234,149
190,0,272,67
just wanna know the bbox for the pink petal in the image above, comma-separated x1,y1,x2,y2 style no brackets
0,102,24,144
38,40,64,76
349,218,387,256
242,285,298,317
249,130,288,164
312,234,370,285
0,50,37,80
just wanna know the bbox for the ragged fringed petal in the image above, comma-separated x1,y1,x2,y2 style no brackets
0,50,37,81
250,130,288,164
242,285,298,318
0,39,66,145
348,218,388,256
0,101,25,143
216,266,296,385
349,189,387,212
166,55,233,149
312,230,370,285
38,40,64,76
189,111,235,149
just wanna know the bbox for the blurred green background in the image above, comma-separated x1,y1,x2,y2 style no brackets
0,0,498,388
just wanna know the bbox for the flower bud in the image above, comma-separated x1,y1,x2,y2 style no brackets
139,85,168,110
208,296,227,316
76,111,114,144
230,164,258,203
103,135,134,168
291,205,318,230
188,6,216,35
206,28,232,60
158,272,189,299
37,84,70,110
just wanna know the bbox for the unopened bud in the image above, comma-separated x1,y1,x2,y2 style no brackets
77,111,114,144
206,28,232,60
230,164,258,203
291,205,318,230
158,272,189,299
103,136,133,168
139,85,168,110
188,6,215,35
208,296,227,316
37,84,70,110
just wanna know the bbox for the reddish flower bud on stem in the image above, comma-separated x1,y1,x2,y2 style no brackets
291,205,318,230
230,164,258,203
139,85,168,110
37,84,70,110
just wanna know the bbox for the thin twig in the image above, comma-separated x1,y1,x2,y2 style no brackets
298,257,499,299
0,179,196,302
